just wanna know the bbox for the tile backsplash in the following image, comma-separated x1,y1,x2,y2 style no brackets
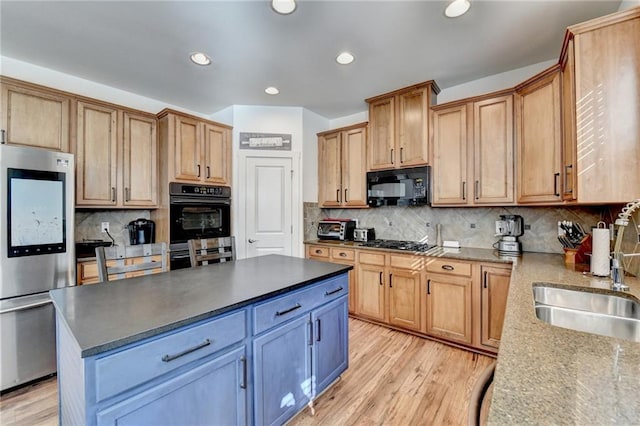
304,202,640,276
75,210,151,246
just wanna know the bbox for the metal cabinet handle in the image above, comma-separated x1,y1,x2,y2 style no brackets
400,147,404,163
197,164,201,177
111,187,116,202
1,129,5,144
276,303,302,316
344,188,348,203
389,273,393,288
325,286,344,296
308,320,313,345
124,187,130,202
441,264,454,271
483,271,488,289
379,271,383,285
248,239,258,243
554,172,560,196
391,148,394,164
239,356,247,389
564,165,573,194
462,181,466,201
339,252,347,257
206,166,211,179
162,339,211,362
475,180,479,200
316,319,321,342
427,279,431,294
336,189,340,203
315,249,323,254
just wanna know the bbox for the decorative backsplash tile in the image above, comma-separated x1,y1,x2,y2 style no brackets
75,210,151,246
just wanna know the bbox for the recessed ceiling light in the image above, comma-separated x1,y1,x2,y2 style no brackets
265,86,280,95
445,0,471,18
336,52,355,65
190,52,211,66
272,0,296,15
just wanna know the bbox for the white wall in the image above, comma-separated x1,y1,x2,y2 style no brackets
329,111,368,129
302,109,329,203
619,0,640,10
0,56,206,117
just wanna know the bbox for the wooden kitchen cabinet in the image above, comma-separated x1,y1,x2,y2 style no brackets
75,99,158,208
425,258,473,345
317,122,367,208
77,256,163,285
515,66,563,203
366,81,439,171
432,92,514,205
157,109,232,186
479,264,511,350
306,244,357,313
356,252,387,322
0,77,71,152
388,254,424,332
560,8,640,203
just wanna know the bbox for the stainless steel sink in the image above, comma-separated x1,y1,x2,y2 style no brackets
533,285,640,342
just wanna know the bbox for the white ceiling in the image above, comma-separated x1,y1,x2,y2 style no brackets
0,0,622,119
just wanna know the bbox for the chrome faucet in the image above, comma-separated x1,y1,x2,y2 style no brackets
611,199,640,292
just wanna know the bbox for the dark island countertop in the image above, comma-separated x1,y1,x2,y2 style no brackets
50,255,352,358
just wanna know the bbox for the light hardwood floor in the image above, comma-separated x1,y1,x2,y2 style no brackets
0,318,493,425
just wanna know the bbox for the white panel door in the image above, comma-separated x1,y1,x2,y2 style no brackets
245,156,293,258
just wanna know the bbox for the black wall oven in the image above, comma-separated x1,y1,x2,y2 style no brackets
169,183,231,270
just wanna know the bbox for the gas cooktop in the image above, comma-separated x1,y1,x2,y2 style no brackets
358,239,435,252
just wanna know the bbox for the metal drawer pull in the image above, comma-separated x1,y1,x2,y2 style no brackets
379,271,383,285
336,189,340,203
483,271,488,289
553,172,560,196
240,356,247,389
338,252,347,257
389,273,393,288
111,187,116,202
315,249,323,254
276,303,302,316
206,166,211,179
427,279,431,294
441,265,454,271
197,164,201,177
344,188,348,203
325,286,344,296
162,338,211,362
316,319,322,342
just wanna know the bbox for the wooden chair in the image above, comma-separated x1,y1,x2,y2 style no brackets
188,237,236,267
95,243,168,283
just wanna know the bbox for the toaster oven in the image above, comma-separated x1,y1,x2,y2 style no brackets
317,220,356,241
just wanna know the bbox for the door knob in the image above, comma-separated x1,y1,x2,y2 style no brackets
248,239,258,243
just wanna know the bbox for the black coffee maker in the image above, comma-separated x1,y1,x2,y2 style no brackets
128,218,155,245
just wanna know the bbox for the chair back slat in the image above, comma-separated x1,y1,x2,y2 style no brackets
188,237,236,267
95,243,168,283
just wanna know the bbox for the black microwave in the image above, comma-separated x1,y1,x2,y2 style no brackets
367,166,430,207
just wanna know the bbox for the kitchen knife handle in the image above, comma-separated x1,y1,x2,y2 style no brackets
564,165,573,193
239,356,247,389
554,173,560,196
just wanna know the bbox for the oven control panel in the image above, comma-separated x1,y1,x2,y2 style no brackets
170,183,231,197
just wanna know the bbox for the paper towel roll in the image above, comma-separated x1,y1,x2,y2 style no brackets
591,227,610,276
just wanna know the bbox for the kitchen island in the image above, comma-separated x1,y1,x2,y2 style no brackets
50,254,351,426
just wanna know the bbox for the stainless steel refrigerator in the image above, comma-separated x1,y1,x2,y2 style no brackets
0,144,75,391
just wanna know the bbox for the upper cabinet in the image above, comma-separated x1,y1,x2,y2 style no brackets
432,92,515,206
515,66,563,204
317,123,367,208
157,109,232,186
560,8,640,203
366,81,439,171
75,99,158,208
0,77,71,152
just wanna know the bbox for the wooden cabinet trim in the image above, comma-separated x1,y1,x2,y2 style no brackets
365,80,440,103
317,121,368,137
156,108,232,130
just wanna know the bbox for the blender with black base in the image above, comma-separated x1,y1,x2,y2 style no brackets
495,215,524,256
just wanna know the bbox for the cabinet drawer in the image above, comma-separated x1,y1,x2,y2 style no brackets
359,252,386,266
425,258,472,277
331,248,355,261
253,274,348,335
94,309,246,402
308,246,330,259
389,254,423,270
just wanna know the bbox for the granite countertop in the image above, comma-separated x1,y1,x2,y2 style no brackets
489,253,640,425
306,240,640,423
50,254,351,358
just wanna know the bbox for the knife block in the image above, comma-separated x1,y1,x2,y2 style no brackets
563,234,592,265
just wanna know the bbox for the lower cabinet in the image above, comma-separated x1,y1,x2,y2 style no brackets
97,346,247,425
306,245,357,313
425,274,473,345
253,295,348,426
480,264,512,350
388,256,424,332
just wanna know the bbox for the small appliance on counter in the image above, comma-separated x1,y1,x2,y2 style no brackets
317,219,357,241
128,218,156,245
353,228,376,242
495,214,524,256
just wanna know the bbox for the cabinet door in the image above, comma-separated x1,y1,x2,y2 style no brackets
76,101,118,206
312,296,348,395
97,346,248,426
356,263,386,322
432,104,469,205
516,71,562,203
123,112,158,207
397,88,429,167
561,41,577,201
480,265,511,349
368,97,395,170
253,315,311,426
388,268,423,332
473,95,514,204
341,126,368,207
0,81,70,152
203,123,231,185
173,115,202,182
318,131,342,207
426,274,472,344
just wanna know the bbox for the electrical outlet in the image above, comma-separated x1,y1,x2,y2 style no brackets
426,222,431,227
101,222,110,233
470,223,476,229
524,224,531,230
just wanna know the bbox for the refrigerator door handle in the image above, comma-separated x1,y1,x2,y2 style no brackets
0,299,51,315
